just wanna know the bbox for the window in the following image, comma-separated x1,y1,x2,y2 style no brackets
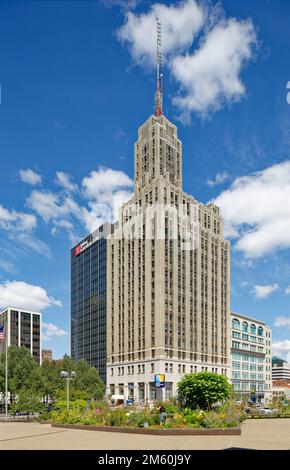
258,326,263,336
165,383,173,400
232,371,240,379
232,318,240,330
250,324,256,334
242,321,248,332
232,361,240,369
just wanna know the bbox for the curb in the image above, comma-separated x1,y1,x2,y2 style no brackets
52,423,241,436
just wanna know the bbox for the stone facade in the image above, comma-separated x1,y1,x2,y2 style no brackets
106,114,231,402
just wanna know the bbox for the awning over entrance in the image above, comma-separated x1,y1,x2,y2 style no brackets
111,394,125,400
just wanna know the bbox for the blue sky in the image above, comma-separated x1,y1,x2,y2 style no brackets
0,0,290,360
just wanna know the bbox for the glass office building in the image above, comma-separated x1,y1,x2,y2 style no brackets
0,308,42,364
71,223,114,383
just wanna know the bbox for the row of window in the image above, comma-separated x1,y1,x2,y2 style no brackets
232,382,264,392
232,318,265,336
110,362,229,377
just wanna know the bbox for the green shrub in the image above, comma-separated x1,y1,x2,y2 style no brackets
126,409,159,427
182,408,205,426
38,410,52,421
177,372,232,410
80,410,106,425
107,408,128,427
10,389,45,415
90,400,109,412
51,409,83,424
53,399,88,412
162,413,188,428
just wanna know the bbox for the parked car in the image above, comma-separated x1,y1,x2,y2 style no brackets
259,407,278,415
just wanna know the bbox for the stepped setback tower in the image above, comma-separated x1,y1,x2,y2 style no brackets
106,20,231,402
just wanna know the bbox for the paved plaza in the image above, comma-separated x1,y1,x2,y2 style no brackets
0,419,289,450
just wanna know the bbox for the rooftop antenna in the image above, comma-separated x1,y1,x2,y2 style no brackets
155,18,163,117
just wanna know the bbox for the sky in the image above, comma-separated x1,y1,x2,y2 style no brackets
0,0,290,360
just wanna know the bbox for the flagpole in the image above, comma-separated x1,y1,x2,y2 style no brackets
5,323,8,421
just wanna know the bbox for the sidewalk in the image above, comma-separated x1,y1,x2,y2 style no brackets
0,418,289,449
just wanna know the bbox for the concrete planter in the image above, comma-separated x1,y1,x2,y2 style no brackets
52,423,241,435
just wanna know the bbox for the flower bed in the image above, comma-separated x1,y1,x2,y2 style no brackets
50,400,245,431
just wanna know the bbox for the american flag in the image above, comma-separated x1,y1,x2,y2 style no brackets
0,325,4,341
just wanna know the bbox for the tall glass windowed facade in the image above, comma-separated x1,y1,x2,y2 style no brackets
71,223,114,383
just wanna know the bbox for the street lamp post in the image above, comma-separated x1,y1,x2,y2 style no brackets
60,370,76,410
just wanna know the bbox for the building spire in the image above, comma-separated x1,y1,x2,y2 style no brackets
155,18,163,117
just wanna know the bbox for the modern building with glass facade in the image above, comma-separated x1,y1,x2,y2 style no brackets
71,222,114,383
231,312,272,402
0,307,42,364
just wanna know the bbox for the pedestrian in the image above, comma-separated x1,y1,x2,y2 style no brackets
159,405,167,425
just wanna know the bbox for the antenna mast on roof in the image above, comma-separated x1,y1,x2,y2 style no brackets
155,18,163,117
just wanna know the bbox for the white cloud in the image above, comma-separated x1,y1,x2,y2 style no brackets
252,284,279,299
0,204,36,232
20,169,42,185
214,161,290,258
0,280,62,311
172,18,257,117
272,340,290,362
82,167,133,231
117,1,257,118
82,167,133,201
285,286,290,295
26,167,133,236
42,322,68,341
55,171,78,193
0,204,50,260
206,171,230,187
274,317,290,328
26,190,81,224
117,0,206,67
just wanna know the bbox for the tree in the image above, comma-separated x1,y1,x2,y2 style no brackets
177,372,232,410
10,389,44,415
0,347,38,401
73,359,105,400
39,355,105,402
0,348,105,405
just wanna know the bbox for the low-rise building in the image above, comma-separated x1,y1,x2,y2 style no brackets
231,312,272,403
272,380,290,401
42,349,52,362
272,356,290,383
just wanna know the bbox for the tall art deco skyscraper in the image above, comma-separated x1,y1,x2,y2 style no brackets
106,21,230,402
